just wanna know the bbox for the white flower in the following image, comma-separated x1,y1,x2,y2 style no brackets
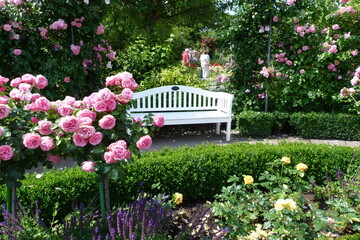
105,0,110,4
84,0,89,4
35,174,42,179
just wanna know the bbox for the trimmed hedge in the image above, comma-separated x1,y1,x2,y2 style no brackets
1,142,359,223
236,111,360,140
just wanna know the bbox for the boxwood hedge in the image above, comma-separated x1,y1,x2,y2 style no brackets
1,142,359,223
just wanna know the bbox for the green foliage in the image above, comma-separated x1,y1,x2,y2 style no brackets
236,110,275,137
115,38,174,84
290,112,360,140
2,142,358,223
138,65,208,91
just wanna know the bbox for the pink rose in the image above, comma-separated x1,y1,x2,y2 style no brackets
0,145,14,161
106,50,116,61
89,132,103,146
0,96,9,104
35,97,51,112
111,145,127,160
352,49,358,56
93,101,108,112
81,161,95,172
136,135,152,150
38,120,53,135
13,49,22,56
34,75,48,89
300,69,306,74
96,25,104,35
63,96,76,105
153,114,165,128
98,88,115,102
3,24,11,31
70,44,81,55
40,137,55,151
273,16,278,22
77,109,97,121
89,93,99,104
79,117,93,126
104,151,116,163
72,133,88,147
58,104,74,116
121,88,133,100
351,77,359,86
76,125,95,139
98,115,116,130
31,93,41,102
64,77,70,83
287,0,296,5
108,140,127,151
121,78,135,89
332,24,340,30
105,99,117,111
21,73,35,84
23,133,41,149
132,117,142,126
18,83,31,92
328,45,338,54
0,104,11,119
47,154,62,163
59,116,80,132
10,77,22,88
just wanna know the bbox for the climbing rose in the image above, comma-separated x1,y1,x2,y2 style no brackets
98,115,116,130
104,151,116,163
38,120,53,135
40,137,55,151
72,133,88,147
13,49,22,56
0,104,11,119
34,75,48,89
153,114,165,127
96,25,104,35
136,135,152,150
76,125,95,139
273,16,278,22
59,116,80,132
0,145,13,161
89,132,103,145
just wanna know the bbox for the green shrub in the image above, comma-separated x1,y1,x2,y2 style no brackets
236,111,275,137
290,112,360,140
138,65,208,91
2,142,358,224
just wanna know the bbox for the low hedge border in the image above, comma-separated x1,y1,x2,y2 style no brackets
1,142,359,223
236,111,360,140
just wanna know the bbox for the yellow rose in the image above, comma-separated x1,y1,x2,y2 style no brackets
280,157,291,164
244,175,254,185
284,199,297,211
274,199,286,211
296,163,308,171
173,192,183,205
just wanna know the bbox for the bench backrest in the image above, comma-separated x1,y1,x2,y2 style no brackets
130,85,234,115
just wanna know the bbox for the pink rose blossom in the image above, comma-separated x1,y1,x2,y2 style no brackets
0,75,9,86
38,120,53,135
0,104,11,119
276,72,282,77
77,109,97,121
23,133,41,149
64,77,70,83
332,24,340,30
108,140,127,152
351,77,359,86
344,33,351,39
104,151,116,163
9,88,20,100
0,0,6,7
10,77,22,88
96,25,104,35
286,60,293,66
121,88,133,100
328,45,338,54
0,96,8,104
81,161,95,172
333,34,340,39
99,115,116,130
59,116,80,132
70,44,81,55
302,46,309,51
13,49,22,56
93,101,108,112
136,135,152,150
3,24,11,31
19,83,31,92
89,132,103,146
89,92,99,104
105,99,117,111
300,69,306,74
351,49,358,56
34,75,48,89
40,137,55,151
63,96,76,105
35,97,51,112
273,16,278,22
76,125,95,139
50,19,68,30
98,88,115,102
21,73,35,84
0,145,13,161
79,117,93,126
47,154,62,163
111,145,127,160
153,114,165,128
72,133,88,147
58,105,74,116
132,117,142,126
106,50,116,61
328,63,336,70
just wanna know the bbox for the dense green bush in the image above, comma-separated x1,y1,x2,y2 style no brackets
236,111,275,137
290,112,360,140
1,142,358,223
138,65,208,91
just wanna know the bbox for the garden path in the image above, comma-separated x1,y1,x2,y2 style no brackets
28,124,360,174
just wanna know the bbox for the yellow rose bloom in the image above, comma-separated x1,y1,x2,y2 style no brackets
274,199,286,211
296,163,308,171
280,157,291,164
244,175,254,185
284,199,297,211
173,192,183,205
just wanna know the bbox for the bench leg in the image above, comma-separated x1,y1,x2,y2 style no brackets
216,123,221,134
226,121,231,141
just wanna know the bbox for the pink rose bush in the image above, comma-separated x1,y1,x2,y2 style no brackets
0,71,163,185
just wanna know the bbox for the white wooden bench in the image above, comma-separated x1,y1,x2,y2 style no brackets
128,85,234,141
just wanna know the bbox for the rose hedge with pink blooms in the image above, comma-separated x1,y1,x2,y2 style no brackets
0,71,163,187
226,0,360,113
0,0,113,100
